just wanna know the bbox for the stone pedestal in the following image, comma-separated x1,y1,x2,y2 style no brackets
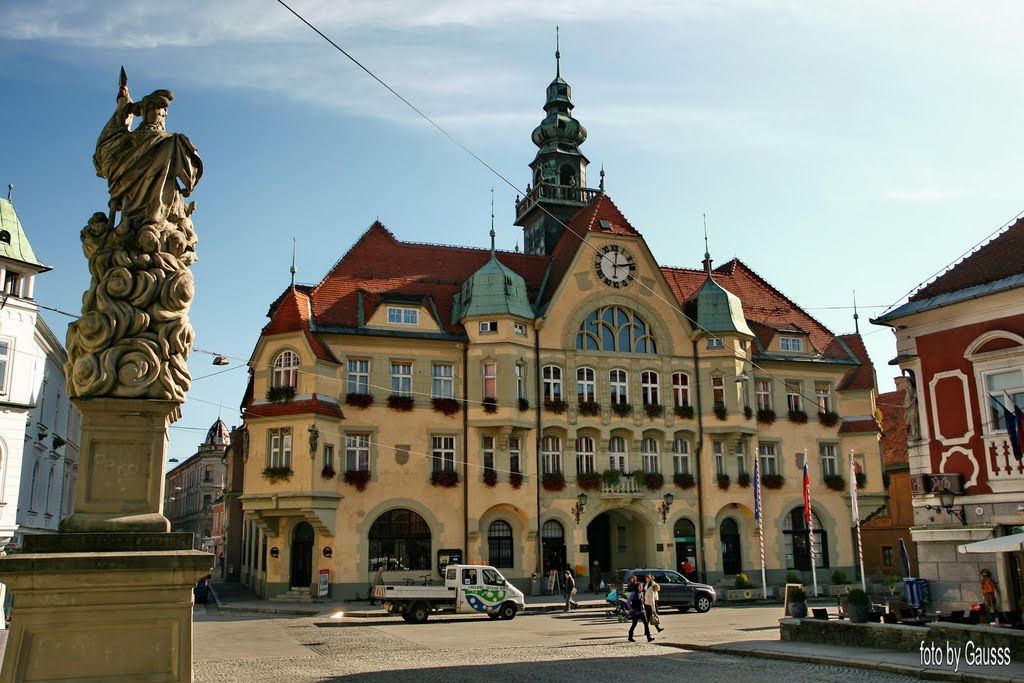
0,533,212,683
60,399,180,533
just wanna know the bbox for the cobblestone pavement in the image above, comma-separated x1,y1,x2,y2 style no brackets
194,612,919,683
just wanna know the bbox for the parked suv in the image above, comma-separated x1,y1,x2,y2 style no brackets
610,568,716,613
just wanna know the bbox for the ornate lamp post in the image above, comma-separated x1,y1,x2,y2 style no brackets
657,492,675,523
572,493,588,524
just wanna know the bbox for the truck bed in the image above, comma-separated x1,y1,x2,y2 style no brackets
373,584,456,601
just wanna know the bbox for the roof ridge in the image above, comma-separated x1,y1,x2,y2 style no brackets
311,221,396,298
727,258,838,341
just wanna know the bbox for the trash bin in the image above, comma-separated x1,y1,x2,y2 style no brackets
530,573,541,597
903,577,928,610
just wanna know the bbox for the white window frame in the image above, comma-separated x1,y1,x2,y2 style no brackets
323,443,335,470
542,436,562,474
641,371,660,406
433,363,454,399
482,435,495,473
983,368,1024,432
479,321,498,334
672,438,690,475
820,443,837,477
577,367,596,403
347,359,369,394
815,382,832,414
713,440,725,475
0,339,10,394
780,336,803,352
576,436,595,474
706,338,724,349
514,322,526,336
431,435,456,472
482,361,497,399
786,380,802,412
759,443,778,475
388,306,419,325
345,434,370,471
736,440,746,475
609,436,627,472
516,364,526,400
268,427,293,468
543,365,563,401
391,362,413,396
641,437,660,473
672,372,689,407
609,369,629,405
755,379,772,410
712,376,725,405
509,436,522,474
272,350,299,388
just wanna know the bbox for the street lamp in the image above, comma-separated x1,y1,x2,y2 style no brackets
926,489,966,525
657,492,675,523
571,493,588,525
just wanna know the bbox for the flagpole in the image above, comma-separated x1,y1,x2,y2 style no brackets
851,449,866,592
754,448,767,599
804,449,818,597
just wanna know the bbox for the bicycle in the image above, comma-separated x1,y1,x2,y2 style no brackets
402,574,434,586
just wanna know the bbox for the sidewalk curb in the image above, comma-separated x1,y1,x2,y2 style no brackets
662,643,1021,683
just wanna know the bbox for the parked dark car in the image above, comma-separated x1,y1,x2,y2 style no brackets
610,568,716,613
194,575,211,604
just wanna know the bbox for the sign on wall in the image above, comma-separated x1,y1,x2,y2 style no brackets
437,548,462,575
318,569,329,598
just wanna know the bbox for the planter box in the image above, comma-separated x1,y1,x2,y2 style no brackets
726,588,759,602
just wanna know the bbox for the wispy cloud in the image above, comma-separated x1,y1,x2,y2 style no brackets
886,188,961,202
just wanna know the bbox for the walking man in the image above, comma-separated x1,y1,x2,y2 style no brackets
369,565,385,606
626,575,653,642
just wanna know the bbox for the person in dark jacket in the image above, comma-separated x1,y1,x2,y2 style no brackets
626,575,653,642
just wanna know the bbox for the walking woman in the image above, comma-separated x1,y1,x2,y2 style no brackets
563,569,579,611
643,574,664,633
626,575,654,642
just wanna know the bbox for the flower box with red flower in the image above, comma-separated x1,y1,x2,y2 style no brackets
644,472,665,490
578,401,600,417
824,474,846,491
483,470,497,487
346,392,374,409
430,470,460,488
431,397,460,416
716,473,731,490
321,464,337,480
343,469,371,491
482,397,498,414
761,473,785,489
544,398,567,414
737,472,751,488
388,394,415,412
509,471,523,488
818,411,840,428
577,471,602,491
542,472,566,491
673,473,696,489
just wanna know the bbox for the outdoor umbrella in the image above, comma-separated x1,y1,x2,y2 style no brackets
898,538,912,577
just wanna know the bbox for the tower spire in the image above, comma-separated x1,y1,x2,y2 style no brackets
599,164,605,192
702,213,713,275
290,238,296,290
853,290,860,334
555,26,560,78
490,188,496,256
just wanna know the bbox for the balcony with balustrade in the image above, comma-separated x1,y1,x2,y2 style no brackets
983,433,1024,492
514,182,601,222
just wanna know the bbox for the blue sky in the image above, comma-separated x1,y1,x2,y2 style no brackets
2,1,1023,463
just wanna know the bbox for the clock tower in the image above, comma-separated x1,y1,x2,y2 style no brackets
514,36,597,255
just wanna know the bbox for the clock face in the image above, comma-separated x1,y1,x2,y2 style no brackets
594,246,636,287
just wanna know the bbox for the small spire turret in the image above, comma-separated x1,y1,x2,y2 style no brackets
290,238,296,290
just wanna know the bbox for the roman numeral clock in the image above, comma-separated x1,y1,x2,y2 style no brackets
595,245,636,288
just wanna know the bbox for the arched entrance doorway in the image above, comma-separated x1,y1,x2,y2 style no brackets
541,520,566,577
673,518,697,579
587,513,611,580
290,521,314,587
720,518,741,576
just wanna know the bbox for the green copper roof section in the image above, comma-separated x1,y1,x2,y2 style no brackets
454,255,535,322
692,277,753,336
0,198,49,271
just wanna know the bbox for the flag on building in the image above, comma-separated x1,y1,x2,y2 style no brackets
1015,405,1024,462
849,452,859,522
753,450,762,524
997,396,1023,461
802,455,812,522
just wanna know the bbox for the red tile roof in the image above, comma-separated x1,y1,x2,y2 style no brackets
243,394,344,420
262,286,338,363
310,222,548,334
877,388,909,467
910,217,1024,301
838,417,880,434
835,334,876,392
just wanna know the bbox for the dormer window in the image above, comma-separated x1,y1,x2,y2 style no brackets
0,230,10,244
779,336,803,352
706,338,724,349
514,323,526,336
387,306,418,325
479,321,498,334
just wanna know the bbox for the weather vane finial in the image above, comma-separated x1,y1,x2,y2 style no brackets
290,238,297,290
556,26,561,77
853,290,860,333
490,188,496,255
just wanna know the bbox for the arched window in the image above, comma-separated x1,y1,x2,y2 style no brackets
609,436,627,472
609,369,628,404
674,518,697,576
641,438,660,473
368,509,432,571
784,507,829,570
541,520,566,574
488,520,513,568
672,438,690,475
272,350,299,388
542,436,562,474
575,306,657,354
543,365,563,401
576,436,595,474
672,372,690,407
29,461,39,511
45,466,54,514
720,518,742,575
641,371,660,406
576,367,596,403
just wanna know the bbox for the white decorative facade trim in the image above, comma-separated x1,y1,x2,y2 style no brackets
939,446,979,488
928,369,974,446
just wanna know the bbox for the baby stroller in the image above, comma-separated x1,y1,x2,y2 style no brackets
605,589,629,622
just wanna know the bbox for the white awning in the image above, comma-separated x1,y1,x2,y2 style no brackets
957,532,1024,554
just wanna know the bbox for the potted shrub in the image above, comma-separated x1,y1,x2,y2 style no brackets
673,473,695,489
818,410,840,427
761,473,785,489
509,471,523,489
882,574,899,596
823,474,846,491
737,472,751,488
713,403,728,421
856,472,867,489
430,470,460,488
602,469,622,487
518,397,530,412
611,402,633,418
743,406,753,420
431,397,460,416
674,404,695,420
631,470,646,489
577,471,602,491
716,473,730,490
262,466,293,483
321,464,336,480
482,397,498,414
847,588,870,623
346,392,374,409
644,472,664,490
388,394,415,412
483,470,498,487
644,403,665,419
578,400,601,417
787,409,808,424
756,408,776,425
266,385,296,403
735,573,752,589
542,472,566,491
544,398,567,414
831,569,849,586
786,572,803,584
788,587,808,619
343,469,371,491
